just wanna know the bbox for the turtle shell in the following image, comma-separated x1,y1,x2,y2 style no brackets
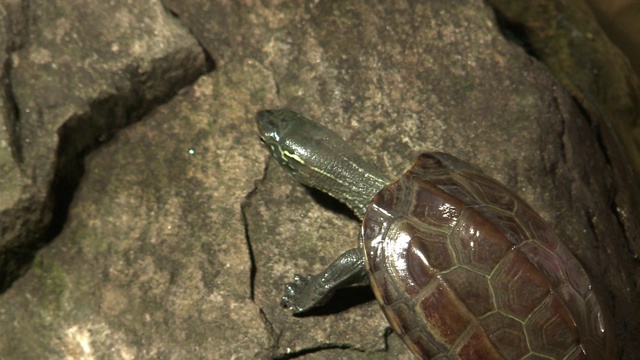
361,152,612,359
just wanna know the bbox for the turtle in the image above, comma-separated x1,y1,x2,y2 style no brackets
255,109,613,359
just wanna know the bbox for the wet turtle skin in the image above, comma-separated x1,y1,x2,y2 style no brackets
362,153,613,359
256,109,613,359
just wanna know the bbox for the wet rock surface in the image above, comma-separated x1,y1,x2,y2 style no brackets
0,0,638,358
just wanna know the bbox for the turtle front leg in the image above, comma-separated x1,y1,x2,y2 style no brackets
281,247,369,314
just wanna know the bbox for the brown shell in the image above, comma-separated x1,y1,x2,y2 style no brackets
361,153,613,359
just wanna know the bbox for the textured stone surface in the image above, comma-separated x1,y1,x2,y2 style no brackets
0,0,209,288
487,0,640,269
489,0,640,182
0,0,637,359
0,64,275,358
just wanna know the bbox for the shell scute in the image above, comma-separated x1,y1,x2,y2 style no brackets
390,300,419,335
404,226,450,294
418,279,476,346
490,250,552,320
555,245,592,296
514,203,560,251
458,174,518,212
442,268,493,317
449,207,513,275
409,178,464,228
480,207,534,245
525,295,580,357
479,312,529,358
365,204,455,295
516,241,566,289
453,323,505,359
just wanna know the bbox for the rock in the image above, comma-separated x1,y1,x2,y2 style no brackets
0,0,638,358
0,0,209,288
0,63,276,358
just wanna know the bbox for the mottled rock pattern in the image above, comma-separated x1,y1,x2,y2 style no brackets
0,64,275,358
0,0,637,359
0,0,209,288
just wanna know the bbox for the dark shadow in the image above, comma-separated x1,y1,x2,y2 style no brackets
491,6,538,59
292,286,375,317
305,187,360,222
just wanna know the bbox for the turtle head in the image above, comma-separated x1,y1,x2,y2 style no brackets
256,109,314,174
255,109,390,218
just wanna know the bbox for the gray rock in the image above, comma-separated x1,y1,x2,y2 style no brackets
0,0,637,359
0,0,209,288
0,64,276,358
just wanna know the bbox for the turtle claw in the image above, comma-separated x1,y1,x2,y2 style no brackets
281,274,314,314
